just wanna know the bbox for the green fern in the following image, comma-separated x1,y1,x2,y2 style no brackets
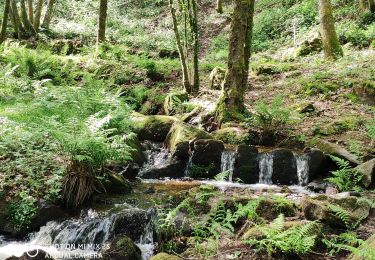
214,171,230,181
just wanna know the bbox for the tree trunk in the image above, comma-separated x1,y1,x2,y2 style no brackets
215,0,253,123
0,0,11,44
9,5,20,38
10,0,25,38
360,0,375,12
169,0,191,93
189,0,199,93
42,0,56,29
318,0,343,60
33,0,43,30
97,0,108,43
244,0,255,77
27,0,33,23
216,0,223,13
20,0,36,35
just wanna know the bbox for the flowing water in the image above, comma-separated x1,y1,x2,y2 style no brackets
259,153,273,184
296,154,310,186
220,150,236,181
184,153,193,177
139,141,172,176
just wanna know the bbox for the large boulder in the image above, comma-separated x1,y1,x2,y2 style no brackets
139,159,186,179
163,92,189,115
295,37,322,57
213,126,252,145
355,159,375,188
302,195,371,228
272,149,298,185
112,208,151,241
102,235,142,260
133,113,178,142
233,145,259,184
315,139,361,165
208,67,226,90
105,172,132,194
353,82,375,106
165,122,213,160
190,139,225,178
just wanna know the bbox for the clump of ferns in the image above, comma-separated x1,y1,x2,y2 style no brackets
245,214,321,256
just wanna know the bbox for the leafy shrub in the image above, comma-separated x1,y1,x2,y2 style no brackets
7,191,38,231
325,156,363,192
366,118,375,140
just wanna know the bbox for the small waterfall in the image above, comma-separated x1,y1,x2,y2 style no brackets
296,154,309,186
259,153,273,184
136,219,154,260
139,142,172,176
221,150,236,182
184,153,193,177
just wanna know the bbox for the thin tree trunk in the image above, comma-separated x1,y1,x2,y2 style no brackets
169,0,191,93
27,0,34,23
216,0,223,13
215,0,253,123
190,0,199,93
244,0,255,78
33,0,43,30
97,0,108,43
10,0,25,38
0,0,11,44
318,0,343,60
9,5,20,38
42,0,56,29
20,0,36,34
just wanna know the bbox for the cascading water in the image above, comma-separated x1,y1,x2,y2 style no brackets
258,153,273,184
296,154,309,186
184,152,193,177
136,218,155,260
221,150,236,181
139,141,172,176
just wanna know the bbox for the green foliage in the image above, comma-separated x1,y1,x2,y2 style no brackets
325,156,363,192
323,232,375,259
249,95,298,132
366,118,375,141
246,214,320,256
7,191,38,231
328,204,363,230
214,171,230,181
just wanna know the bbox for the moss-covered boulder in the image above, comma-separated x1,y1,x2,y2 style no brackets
315,139,361,165
233,145,259,184
302,195,371,228
355,159,375,188
150,253,180,260
165,122,213,160
102,235,142,260
208,67,226,90
105,172,132,194
256,197,297,221
213,126,251,145
353,81,375,106
295,37,322,57
252,64,279,76
132,113,178,142
190,139,225,178
163,92,189,116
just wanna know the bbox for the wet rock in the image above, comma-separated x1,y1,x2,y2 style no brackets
305,148,326,181
272,149,298,185
150,253,180,260
165,122,213,160
295,37,322,57
105,172,132,194
121,163,141,180
190,139,224,178
112,208,151,241
315,139,361,165
233,145,259,184
302,196,371,228
307,180,336,193
163,92,189,116
353,82,375,106
133,113,178,142
139,159,186,179
127,137,146,166
6,250,52,260
208,67,226,90
354,159,375,188
30,203,69,231
102,235,142,260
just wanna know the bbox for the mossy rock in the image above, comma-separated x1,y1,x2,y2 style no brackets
150,253,180,260
127,136,146,166
353,81,375,106
295,37,322,57
208,67,226,90
164,92,189,116
165,121,213,160
213,126,251,145
132,112,178,142
302,195,371,228
354,159,375,188
102,235,142,260
252,64,280,76
314,139,361,165
105,172,132,194
350,234,375,260
256,197,297,221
